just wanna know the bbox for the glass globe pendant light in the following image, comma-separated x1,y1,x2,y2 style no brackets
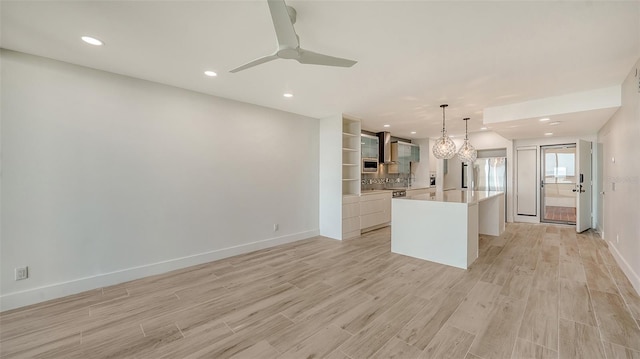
457,117,477,163
432,104,457,159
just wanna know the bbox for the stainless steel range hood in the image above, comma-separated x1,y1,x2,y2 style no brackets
377,132,395,164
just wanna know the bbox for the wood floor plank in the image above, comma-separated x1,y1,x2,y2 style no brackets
618,284,640,322
0,326,81,359
539,244,560,264
222,283,302,332
559,278,597,326
339,294,429,358
607,264,636,289
558,237,581,263
500,266,533,299
481,257,517,286
395,289,467,350
155,322,234,358
590,290,640,351
228,340,280,359
584,260,619,294
171,283,295,337
371,337,423,359
468,295,526,359
518,288,559,351
512,338,558,359
182,314,293,359
531,261,559,294
603,341,640,359
0,287,126,342
331,290,406,334
558,318,606,359
324,349,352,359
266,290,372,353
278,325,351,359
419,325,475,359
559,261,587,282
445,281,504,335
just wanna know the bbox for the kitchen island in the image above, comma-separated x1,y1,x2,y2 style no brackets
391,190,504,269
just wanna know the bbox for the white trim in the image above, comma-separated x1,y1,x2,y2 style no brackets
608,243,640,295
0,230,318,312
513,214,540,224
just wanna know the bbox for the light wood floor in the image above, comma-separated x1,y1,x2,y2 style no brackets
2,223,640,359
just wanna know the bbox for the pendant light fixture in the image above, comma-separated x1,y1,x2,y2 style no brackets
457,117,477,163
432,104,457,159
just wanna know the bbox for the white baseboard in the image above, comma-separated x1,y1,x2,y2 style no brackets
0,229,319,312
608,243,640,295
514,215,539,224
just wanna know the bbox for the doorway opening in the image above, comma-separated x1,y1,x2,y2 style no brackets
541,144,577,224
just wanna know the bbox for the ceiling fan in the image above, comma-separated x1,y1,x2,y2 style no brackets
230,0,357,73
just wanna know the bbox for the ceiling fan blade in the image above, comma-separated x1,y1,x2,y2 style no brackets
297,49,357,67
267,0,299,48
229,54,278,73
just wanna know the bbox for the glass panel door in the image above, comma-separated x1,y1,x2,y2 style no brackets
541,145,577,224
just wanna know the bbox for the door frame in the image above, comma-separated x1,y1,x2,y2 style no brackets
540,143,577,225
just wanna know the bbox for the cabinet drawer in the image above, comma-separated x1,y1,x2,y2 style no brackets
343,216,360,233
342,202,360,219
360,192,391,202
343,195,360,204
360,211,390,229
360,197,390,216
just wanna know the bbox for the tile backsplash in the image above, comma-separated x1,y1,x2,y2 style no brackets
361,166,412,191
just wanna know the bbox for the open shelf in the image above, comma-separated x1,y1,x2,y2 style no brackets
342,117,361,196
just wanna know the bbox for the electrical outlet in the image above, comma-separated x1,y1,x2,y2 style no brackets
273,224,279,231
15,267,28,281
616,234,620,243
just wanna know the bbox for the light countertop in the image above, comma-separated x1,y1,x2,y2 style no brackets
395,190,504,204
360,186,434,195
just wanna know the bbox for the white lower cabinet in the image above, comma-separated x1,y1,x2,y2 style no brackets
360,192,391,232
342,195,361,239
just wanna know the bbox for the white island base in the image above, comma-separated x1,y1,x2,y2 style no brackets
391,191,505,269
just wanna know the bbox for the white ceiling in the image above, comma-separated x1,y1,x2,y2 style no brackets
1,1,638,140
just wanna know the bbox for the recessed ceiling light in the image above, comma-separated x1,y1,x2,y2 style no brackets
539,118,551,122
283,93,293,98
204,71,217,77
480,127,488,130
410,131,417,134
81,36,103,46
383,124,390,128
544,132,553,136
549,121,561,126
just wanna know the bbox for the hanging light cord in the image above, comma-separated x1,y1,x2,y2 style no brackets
440,104,448,136
464,117,469,140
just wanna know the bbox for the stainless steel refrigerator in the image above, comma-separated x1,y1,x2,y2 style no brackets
472,157,506,192
464,157,507,218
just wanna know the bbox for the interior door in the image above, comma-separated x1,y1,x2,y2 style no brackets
516,147,537,216
576,140,592,232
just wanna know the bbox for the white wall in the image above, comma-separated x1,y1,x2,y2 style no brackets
0,50,320,310
597,58,640,293
319,114,342,240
